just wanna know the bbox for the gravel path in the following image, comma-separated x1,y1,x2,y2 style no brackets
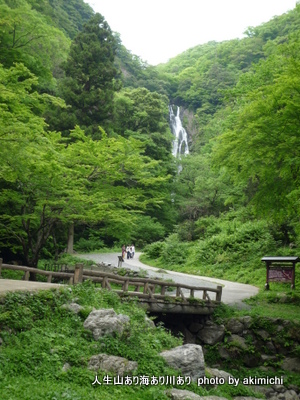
0,252,259,307
78,252,259,308
0,279,62,294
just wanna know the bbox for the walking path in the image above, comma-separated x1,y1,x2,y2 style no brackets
0,279,62,294
0,253,259,307
79,252,259,308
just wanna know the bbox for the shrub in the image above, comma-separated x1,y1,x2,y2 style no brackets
186,214,279,281
143,241,166,259
74,237,104,252
131,216,166,248
160,234,191,266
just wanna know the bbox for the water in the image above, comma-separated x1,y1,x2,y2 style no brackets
169,105,189,158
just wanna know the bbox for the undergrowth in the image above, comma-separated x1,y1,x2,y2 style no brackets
0,282,259,400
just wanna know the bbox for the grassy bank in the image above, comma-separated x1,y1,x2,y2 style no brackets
0,282,264,400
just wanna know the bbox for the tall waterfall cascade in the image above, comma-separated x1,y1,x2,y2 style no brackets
169,105,189,158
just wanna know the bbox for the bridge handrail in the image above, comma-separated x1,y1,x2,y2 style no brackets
81,269,222,303
0,262,74,284
0,260,222,303
82,269,219,289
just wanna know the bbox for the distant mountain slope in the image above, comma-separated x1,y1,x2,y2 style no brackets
25,0,94,38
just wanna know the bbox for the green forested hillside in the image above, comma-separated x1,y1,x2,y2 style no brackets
1,3,300,399
0,0,176,265
14,0,94,38
143,4,300,284
1,0,300,279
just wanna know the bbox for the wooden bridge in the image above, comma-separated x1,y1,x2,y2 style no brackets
0,260,222,315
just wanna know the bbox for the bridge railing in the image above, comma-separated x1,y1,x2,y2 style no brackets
0,259,222,303
81,269,222,303
0,260,75,284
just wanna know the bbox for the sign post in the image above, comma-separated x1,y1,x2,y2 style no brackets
261,256,299,290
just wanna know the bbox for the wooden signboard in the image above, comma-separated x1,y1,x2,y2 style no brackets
261,256,299,290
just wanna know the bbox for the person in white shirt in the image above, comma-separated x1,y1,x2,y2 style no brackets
130,244,135,258
126,245,131,259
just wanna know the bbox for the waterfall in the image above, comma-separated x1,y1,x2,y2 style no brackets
169,105,189,158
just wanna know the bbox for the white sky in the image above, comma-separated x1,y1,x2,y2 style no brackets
85,0,297,65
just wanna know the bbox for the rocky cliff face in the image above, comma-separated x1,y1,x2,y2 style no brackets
180,108,198,144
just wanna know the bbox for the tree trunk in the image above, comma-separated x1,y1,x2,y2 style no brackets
67,223,74,254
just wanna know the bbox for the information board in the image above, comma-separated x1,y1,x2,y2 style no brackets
268,268,293,282
261,256,299,290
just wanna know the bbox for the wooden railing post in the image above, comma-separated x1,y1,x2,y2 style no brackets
123,279,129,292
102,277,106,289
216,285,222,302
73,263,83,284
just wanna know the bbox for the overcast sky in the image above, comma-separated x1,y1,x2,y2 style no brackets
85,0,297,65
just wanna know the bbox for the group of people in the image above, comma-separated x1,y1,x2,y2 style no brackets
121,244,135,260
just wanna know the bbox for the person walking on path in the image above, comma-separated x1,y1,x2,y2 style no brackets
131,244,135,258
126,245,131,259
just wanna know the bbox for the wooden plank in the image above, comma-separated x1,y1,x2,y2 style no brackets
105,279,112,290
179,288,186,302
146,285,154,299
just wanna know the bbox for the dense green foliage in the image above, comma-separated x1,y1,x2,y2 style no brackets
141,4,300,283
0,67,168,266
1,2,300,398
1,0,300,281
0,0,175,264
0,0,71,91
26,0,94,39
143,207,300,285
51,13,120,137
